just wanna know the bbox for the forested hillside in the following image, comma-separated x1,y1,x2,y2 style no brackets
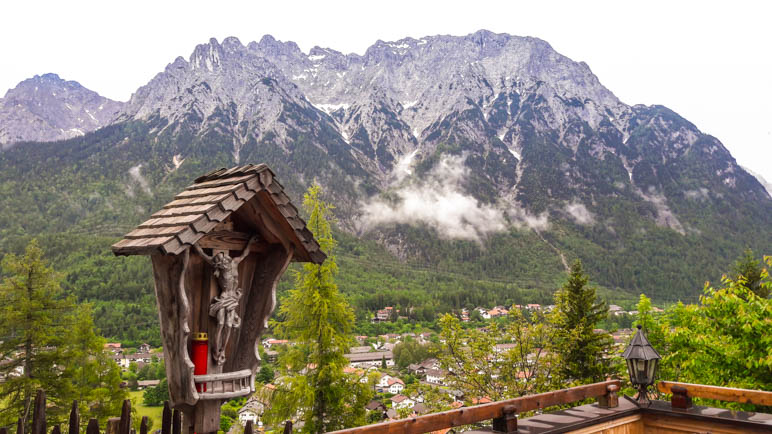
0,31,770,343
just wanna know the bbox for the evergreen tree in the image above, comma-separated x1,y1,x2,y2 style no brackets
263,185,371,432
0,240,126,428
731,249,768,298
551,260,614,383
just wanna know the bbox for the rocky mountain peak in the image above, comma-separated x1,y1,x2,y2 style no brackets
0,73,123,147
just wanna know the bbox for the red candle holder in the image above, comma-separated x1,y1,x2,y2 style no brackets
191,332,208,392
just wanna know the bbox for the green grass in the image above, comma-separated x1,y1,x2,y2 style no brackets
129,391,163,431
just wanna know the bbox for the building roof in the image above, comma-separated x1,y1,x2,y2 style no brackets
390,394,411,403
344,351,392,362
112,164,325,263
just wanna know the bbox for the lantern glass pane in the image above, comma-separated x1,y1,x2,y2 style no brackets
647,358,657,384
626,359,636,385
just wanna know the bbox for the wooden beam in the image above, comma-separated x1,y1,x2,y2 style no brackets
196,231,264,251
329,380,620,434
657,381,772,406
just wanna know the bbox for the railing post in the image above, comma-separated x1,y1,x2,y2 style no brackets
32,390,46,434
119,400,131,434
491,405,517,433
598,384,619,408
244,421,253,434
17,418,24,434
86,419,100,434
283,420,293,434
106,418,120,434
51,426,61,434
68,401,79,434
172,409,181,434
139,417,148,434
1,426,8,434
161,402,172,434
671,385,692,409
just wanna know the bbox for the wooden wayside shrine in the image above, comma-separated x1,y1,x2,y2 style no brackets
112,164,325,433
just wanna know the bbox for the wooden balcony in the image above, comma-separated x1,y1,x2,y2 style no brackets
328,380,772,433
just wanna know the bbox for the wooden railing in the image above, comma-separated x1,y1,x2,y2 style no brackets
657,380,772,409
329,380,621,434
194,369,253,400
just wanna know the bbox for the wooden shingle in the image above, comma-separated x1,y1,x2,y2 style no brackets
112,164,325,263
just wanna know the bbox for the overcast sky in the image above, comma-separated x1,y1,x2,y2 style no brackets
1,0,770,180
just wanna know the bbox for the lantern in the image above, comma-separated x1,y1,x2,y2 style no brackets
113,164,325,432
622,324,661,405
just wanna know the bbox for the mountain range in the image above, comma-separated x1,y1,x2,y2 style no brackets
0,30,769,337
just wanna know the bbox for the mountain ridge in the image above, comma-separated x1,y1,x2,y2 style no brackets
0,73,123,147
0,30,769,312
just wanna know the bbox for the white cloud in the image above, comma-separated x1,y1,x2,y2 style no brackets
564,201,595,225
128,164,152,195
358,154,507,241
684,188,710,201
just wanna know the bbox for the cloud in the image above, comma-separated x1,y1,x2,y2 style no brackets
128,164,152,195
684,188,709,201
564,201,595,225
358,154,507,241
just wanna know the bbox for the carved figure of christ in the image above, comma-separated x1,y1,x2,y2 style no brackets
194,236,258,365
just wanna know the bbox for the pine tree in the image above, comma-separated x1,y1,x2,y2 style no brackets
731,249,768,298
0,240,126,428
551,260,614,383
264,185,371,433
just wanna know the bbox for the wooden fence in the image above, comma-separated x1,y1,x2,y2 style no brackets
2,389,286,434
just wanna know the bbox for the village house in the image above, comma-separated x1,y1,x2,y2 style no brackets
238,396,266,426
344,351,394,368
390,394,415,410
425,368,447,385
474,307,491,319
387,378,405,394
262,338,289,349
526,303,541,311
137,379,160,390
104,343,122,355
487,306,509,318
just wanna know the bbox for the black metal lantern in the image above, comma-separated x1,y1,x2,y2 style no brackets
622,324,661,405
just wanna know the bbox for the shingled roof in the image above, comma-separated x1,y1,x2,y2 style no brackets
111,164,325,263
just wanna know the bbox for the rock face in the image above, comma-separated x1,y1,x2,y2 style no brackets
0,73,123,148
115,31,768,216
0,30,769,301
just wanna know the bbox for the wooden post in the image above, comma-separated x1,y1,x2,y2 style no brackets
283,421,293,434
140,417,148,434
1,426,8,434
244,421,253,434
17,418,24,434
491,405,517,433
51,426,61,434
119,400,131,434
86,419,100,434
671,384,692,409
68,401,79,434
32,390,46,434
172,410,181,434
598,384,619,408
106,418,120,434
161,402,172,434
